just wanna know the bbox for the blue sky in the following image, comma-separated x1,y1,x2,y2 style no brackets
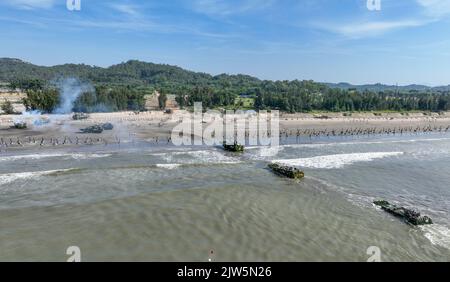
1,0,450,85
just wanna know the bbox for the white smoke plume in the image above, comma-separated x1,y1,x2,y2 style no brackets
53,77,94,114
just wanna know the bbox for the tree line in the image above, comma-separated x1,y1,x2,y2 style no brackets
177,80,450,113
253,85,450,113
14,78,450,114
22,85,148,113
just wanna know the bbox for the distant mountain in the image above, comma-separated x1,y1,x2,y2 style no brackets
325,82,450,92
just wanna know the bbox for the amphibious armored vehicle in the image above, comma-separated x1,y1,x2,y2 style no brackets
268,163,305,179
80,125,103,134
373,200,433,226
72,113,89,120
223,141,244,152
13,122,27,129
101,123,114,130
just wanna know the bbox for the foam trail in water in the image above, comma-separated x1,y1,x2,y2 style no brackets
421,225,450,250
273,152,404,169
0,169,72,186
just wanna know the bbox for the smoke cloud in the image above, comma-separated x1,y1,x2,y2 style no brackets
53,78,94,114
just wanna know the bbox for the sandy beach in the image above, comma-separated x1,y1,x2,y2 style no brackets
1,111,450,150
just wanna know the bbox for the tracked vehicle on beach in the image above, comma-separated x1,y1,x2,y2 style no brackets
101,123,114,130
73,113,89,120
80,125,103,134
13,122,27,129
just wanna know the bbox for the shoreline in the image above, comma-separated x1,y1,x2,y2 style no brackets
1,111,450,151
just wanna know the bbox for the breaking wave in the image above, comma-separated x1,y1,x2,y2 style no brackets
153,150,241,165
0,153,111,162
0,169,74,186
280,137,450,149
155,164,181,170
70,153,112,160
272,152,404,169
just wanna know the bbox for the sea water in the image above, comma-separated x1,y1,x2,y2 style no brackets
0,133,449,261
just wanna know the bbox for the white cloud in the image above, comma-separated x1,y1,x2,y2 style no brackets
416,0,450,18
110,4,140,17
331,20,428,37
310,1,450,39
6,0,55,9
315,19,431,38
191,0,275,17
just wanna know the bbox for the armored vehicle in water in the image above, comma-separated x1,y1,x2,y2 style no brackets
268,163,305,179
373,200,433,226
223,141,244,152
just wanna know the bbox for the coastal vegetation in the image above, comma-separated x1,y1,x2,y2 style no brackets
2,58,450,113
1,99,15,114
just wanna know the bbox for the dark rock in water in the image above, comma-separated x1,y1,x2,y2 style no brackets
80,125,103,134
373,200,433,226
223,141,244,152
72,113,89,120
13,122,27,129
269,163,305,179
101,123,114,130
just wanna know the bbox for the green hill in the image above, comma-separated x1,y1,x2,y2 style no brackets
0,58,262,94
1,58,449,113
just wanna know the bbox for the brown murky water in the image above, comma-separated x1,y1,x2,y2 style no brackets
1,134,450,261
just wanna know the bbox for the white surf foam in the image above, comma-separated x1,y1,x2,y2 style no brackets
272,152,404,169
155,164,181,170
280,137,450,149
154,150,241,165
421,224,450,250
257,146,283,159
0,153,111,162
246,146,284,160
69,153,112,160
0,169,72,186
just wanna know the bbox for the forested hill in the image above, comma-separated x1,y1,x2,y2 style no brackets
0,58,261,93
1,58,450,113
2,58,449,92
